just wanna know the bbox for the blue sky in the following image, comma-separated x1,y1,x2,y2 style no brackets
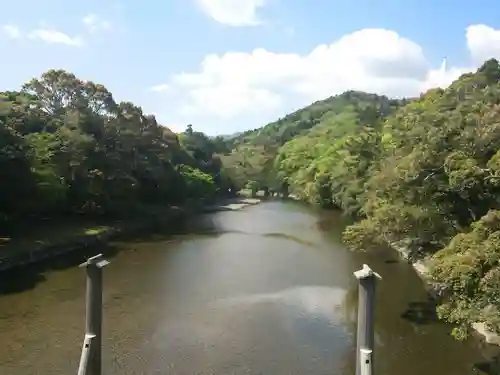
1,0,500,135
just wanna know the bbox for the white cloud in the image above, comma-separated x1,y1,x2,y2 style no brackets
179,84,282,118
157,25,500,130
150,83,170,92
160,29,438,120
2,24,21,39
2,23,85,47
82,14,112,33
466,24,500,65
421,58,471,92
28,28,82,46
197,0,266,26
152,24,500,133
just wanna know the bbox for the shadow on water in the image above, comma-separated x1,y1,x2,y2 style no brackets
120,214,236,244
400,296,439,325
474,355,500,374
0,210,228,296
384,259,399,264
0,202,335,296
0,242,121,295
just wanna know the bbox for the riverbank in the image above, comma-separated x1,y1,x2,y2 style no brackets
390,240,500,346
0,197,262,272
0,206,184,271
283,195,500,346
202,197,261,213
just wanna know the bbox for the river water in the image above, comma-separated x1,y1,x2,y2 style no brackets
0,200,499,374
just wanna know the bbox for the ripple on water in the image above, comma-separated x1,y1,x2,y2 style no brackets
260,233,318,248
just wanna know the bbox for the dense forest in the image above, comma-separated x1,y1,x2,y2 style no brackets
222,58,500,339
0,70,234,230
221,92,398,191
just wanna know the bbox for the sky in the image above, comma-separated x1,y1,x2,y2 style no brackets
2,0,500,135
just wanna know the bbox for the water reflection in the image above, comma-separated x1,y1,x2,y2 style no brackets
147,286,352,375
0,200,499,375
0,242,117,295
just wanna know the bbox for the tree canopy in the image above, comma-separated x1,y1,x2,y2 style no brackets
0,69,234,228
222,91,405,191
224,58,500,339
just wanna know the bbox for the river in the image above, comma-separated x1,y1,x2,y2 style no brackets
0,200,499,374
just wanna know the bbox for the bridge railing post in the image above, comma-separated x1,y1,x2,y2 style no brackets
77,254,110,375
354,264,381,375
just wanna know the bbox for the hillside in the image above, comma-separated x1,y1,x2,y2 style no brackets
339,59,500,338
221,91,406,190
268,58,500,339
225,58,500,339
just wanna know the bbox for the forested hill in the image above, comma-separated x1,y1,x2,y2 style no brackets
221,91,407,190
341,58,500,338
227,58,500,339
0,70,234,229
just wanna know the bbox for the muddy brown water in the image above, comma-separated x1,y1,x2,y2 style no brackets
0,200,499,374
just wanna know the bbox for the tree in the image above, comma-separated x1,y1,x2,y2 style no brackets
245,180,260,197
222,58,500,340
0,69,236,225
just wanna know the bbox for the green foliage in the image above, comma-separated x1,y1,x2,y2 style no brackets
225,58,500,338
274,93,402,208
245,180,260,197
178,165,216,199
340,59,500,336
429,210,500,336
224,90,403,192
0,69,234,225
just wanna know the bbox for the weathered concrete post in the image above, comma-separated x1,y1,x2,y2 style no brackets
354,264,381,375
77,254,110,375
